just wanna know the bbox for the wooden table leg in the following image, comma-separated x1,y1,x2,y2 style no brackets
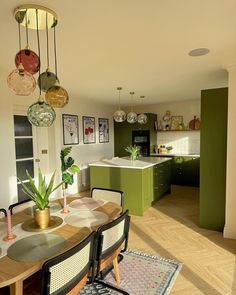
10,280,23,295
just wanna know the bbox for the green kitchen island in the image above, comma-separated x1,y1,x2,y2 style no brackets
89,157,171,216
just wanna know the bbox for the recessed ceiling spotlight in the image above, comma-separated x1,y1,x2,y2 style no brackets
188,48,210,57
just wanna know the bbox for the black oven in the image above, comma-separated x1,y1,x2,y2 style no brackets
132,130,150,156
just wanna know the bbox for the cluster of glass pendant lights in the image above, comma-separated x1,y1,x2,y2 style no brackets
7,5,69,127
113,87,148,124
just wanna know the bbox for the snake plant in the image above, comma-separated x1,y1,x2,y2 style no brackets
19,168,62,210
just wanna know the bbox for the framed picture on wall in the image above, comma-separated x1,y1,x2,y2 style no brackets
83,116,96,144
62,114,79,145
170,116,183,130
98,118,109,143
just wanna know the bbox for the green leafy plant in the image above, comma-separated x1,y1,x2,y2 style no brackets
124,145,140,161
60,147,80,186
19,168,62,210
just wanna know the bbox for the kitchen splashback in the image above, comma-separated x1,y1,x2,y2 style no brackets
157,131,200,155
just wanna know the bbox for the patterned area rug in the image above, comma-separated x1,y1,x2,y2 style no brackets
79,249,182,295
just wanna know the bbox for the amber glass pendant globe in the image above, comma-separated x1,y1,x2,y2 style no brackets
38,69,58,92
15,49,40,75
138,113,148,124
127,111,138,124
7,63,36,96
27,96,56,127
45,82,69,108
113,109,126,122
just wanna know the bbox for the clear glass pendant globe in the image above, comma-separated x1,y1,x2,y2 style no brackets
138,113,148,124
127,111,138,124
27,100,56,127
113,109,126,122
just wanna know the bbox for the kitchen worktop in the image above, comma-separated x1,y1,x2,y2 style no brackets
89,156,171,169
150,153,200,157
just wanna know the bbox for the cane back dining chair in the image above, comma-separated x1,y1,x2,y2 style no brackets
94,210,130,295
40,231,96,295
9,198,34,214
91,187,124,211
0,208,7,217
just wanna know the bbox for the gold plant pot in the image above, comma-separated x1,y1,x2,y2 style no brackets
34,207,50,229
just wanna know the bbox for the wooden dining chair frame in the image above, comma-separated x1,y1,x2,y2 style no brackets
94,210,130,295
91,187,124,211
41,232,96,295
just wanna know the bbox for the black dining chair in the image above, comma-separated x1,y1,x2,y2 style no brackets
9,199,33,215
91,187,124,211
0,208,7,217
24,232,96,295
94,210,130,295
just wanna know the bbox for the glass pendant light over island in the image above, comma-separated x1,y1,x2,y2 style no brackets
113,87,126,123
127,91,138,124
137,96,148,124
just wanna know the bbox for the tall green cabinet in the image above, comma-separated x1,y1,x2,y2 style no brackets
114,113,157,157
200,88,228,231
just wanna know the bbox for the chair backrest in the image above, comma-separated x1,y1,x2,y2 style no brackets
9,199,34,214
96,210,130,261
0,208,7,218
41,232,96,295
91,187,124,209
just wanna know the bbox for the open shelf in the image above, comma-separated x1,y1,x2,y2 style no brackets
157,129,200,132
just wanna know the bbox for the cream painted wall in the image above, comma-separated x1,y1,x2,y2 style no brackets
224,66,236,239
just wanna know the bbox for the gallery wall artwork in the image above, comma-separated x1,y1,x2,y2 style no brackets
83,116,96,144
62,114,79,145
98,118,109,143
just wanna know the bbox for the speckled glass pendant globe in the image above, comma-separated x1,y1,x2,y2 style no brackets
15,49,40,75
113,109,126,122
45,82,69,108
38,69,58,92
138,113,148,124
27,96,56,127
7,63,36,96
127,111,138,124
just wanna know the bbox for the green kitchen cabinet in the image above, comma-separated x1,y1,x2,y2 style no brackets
114,113,157,157
171,156,200,187
200,88,228,231
153,160,171,201
90,160,171,216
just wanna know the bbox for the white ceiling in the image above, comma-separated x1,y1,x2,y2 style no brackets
1,0,236,105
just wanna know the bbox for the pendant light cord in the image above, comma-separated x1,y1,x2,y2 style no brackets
36,9,41,95
18,21,22,63
53,20,58,78
25,10,29,48
46,12,50,69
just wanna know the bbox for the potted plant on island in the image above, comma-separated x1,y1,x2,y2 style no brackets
124,145,140,161
19,168,62,229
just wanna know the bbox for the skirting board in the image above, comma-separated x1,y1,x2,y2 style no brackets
223,225,236,240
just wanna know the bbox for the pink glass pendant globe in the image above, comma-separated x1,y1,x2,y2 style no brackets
15,49,40,75
7,64,36,96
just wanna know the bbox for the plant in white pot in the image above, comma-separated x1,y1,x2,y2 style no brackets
19,168,62,229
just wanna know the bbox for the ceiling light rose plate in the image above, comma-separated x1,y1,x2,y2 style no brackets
14,4,58,30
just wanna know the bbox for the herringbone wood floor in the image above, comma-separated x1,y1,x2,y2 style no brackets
82,185,236,294
127,185,236,295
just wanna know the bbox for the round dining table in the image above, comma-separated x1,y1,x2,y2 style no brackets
0,195,121,295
